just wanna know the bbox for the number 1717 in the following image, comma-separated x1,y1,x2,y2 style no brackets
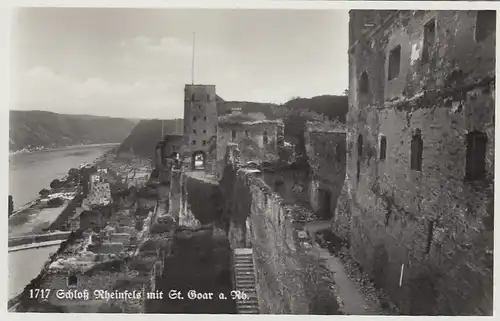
29,289,51,300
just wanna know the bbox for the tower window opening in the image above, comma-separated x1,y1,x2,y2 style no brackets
193,116,197,122
231,130,236,141
203,129,207,134
263,131,269,144
193,129,197,134
204,116,207,121
192,140,196,145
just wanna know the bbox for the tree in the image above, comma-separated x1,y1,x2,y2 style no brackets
8,195,13,216
39,189,50,197
47,197,64,207
50,179,62,189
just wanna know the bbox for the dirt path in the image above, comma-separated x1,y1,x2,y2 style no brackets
305,220,382,315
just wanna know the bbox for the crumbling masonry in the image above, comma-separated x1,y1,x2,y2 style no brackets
345,10,494,315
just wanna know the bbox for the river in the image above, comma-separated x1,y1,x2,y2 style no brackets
9,245,61,299
8,144,116,300
9,144,116,210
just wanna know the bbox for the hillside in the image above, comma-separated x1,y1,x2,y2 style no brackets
117,118,184,158
117,94,348,158
9,110,137,152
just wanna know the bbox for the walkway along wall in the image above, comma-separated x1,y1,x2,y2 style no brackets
220,144,340,314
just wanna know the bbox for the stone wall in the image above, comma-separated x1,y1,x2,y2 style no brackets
220,145,339,314
346,10,494,315
216,120,283,177
305,121,347,221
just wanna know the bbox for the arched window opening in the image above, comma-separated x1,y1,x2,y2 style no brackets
192,151,206,171
359,72,369,94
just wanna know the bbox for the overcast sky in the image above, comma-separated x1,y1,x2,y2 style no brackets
11,8,348,119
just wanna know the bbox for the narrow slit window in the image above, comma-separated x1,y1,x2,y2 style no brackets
465,131,488,181
231,130,236,141
357,134,363,157
425,220,435,254
380,136,387,160
359,71,369,94
410,130,423,171
422,19,436,63
388,45,401,80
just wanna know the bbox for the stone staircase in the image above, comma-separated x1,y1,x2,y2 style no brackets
233,248,260,314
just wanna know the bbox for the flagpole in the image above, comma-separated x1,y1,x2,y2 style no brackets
161,119,164,138
191,32,195,85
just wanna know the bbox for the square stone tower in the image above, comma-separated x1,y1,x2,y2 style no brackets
183,84,218,166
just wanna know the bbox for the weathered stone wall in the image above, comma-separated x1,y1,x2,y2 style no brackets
305,122,347,221
347,10,494,315
220,146,339,314
216,121,283,177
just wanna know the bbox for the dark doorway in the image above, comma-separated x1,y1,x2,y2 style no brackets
191,151,206,171
319,189,332,220
67,274,78,287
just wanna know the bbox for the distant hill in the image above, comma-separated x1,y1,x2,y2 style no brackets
9,110,137,152
117,118,183,158
117,94,347,158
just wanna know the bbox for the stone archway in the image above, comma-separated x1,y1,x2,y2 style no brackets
191,150,207,170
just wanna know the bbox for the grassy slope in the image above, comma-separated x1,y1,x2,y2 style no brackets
9,110,138,152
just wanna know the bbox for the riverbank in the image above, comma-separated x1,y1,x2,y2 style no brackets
9,144,118,210
9,143,120,156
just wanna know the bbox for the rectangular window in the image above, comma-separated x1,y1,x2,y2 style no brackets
388,45,401,80
422,19,436,63
411,133,423,171
380,136,387,160
476,11,496,42
465,131,487,181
